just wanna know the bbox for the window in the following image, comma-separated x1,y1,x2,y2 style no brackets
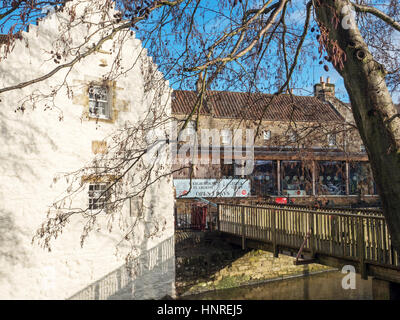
288,129,297,143
328,133,336,147
360,144,366,152
251,160,278,196
89,85,110,119
129,196,143,217
349,162,377,195
221,130,230,145
187,120,196,131
316,161,346,195
88,183,109,210
281,161,312,196
221,158,235,177
263,130,271,141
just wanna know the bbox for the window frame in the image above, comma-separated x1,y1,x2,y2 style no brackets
129,196,143,217
88,85,111,120
288,129,297,143
263,130,271,141
220,129,231,145
88,182,110,211
327,133,336,147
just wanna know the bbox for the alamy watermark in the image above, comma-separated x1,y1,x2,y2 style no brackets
342,4,357,30
341,265,356,290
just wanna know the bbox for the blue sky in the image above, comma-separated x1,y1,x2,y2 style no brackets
134,0,352,101
2,0,399,104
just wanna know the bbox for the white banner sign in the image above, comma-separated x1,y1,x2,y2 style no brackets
174,179,250,198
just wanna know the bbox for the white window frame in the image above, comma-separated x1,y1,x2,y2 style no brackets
187,120,196,130
360,144,366,152
221,129,231,145
88,85,111,119
328,133,336,147
88,183,110,211
263,130,271,141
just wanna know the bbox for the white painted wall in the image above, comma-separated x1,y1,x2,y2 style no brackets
0,1,175,300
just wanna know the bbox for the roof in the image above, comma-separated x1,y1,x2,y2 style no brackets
172,90,345,122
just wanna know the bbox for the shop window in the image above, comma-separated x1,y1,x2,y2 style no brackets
187,120,196,130
281,161,312,196
251,160,278,196
349,162,377,195
316,161,346,195
221,158,245,178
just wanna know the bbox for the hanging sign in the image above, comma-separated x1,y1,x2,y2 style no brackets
174,179,250,198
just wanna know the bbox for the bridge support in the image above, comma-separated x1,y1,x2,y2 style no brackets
372,278,400,300
272,208,278,257
357,218,368,280
241,206,246,250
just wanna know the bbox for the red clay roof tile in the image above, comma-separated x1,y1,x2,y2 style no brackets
172,90,344,122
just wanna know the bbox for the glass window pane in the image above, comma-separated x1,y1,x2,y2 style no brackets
316,161,346,195
251,160,278,196
281,161,312,196
88,183,109,210
89,86,109,118
328,134,336,146
349,161,376,195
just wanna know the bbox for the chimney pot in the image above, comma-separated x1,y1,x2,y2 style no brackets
320,76,324,83
327,77,330,84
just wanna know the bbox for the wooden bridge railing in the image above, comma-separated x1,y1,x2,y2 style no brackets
218,203,399,270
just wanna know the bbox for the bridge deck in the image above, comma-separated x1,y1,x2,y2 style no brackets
217,203,400,284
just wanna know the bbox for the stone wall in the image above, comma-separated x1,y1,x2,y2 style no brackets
175,231,333,296
172,112,361,153
0,1,174,299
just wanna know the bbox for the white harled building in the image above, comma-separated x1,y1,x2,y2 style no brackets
0,1,175,300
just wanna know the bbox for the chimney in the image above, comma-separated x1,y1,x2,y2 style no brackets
314,76,335,101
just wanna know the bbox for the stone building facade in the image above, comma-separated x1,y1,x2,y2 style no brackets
171,77,378,206
0,2,175,299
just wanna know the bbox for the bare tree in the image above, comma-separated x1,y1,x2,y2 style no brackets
2,0,400,252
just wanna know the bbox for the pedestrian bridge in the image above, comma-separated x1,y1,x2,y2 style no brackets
217,203,400,284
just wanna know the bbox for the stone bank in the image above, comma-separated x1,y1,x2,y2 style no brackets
175,231,334,296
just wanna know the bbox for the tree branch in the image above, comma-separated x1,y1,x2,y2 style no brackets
0,0,185,94
185,0,288,72
351,1,400,32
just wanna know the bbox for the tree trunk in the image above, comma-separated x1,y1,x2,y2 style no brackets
315,0,400,252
